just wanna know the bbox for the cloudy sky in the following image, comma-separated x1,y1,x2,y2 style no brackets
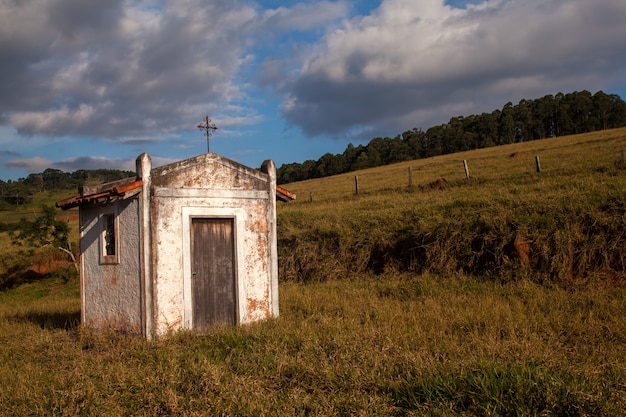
1,0,625,182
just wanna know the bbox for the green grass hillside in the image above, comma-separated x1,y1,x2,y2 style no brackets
278,127,626,284
0,128,625,415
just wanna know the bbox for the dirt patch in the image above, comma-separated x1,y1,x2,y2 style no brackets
427,178,449,191
510,151,524,158
30,259,72,274
511,235,531,264
63,214,79,222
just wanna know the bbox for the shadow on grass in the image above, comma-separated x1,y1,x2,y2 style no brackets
0,269,47,291
9,310,81,330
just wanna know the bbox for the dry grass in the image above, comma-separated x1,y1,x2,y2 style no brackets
0,206,79,278
283,128,626,202
0,274,625,415
0,232,18,275
278,128,626,283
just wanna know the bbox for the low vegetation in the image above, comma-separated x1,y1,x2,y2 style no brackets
0,273,625,415
278,127,626,285
1,205,79,290
0,128,625,415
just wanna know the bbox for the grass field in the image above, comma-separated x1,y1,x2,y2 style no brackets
278,128,626,284
0,273,625,415
1,128,625,415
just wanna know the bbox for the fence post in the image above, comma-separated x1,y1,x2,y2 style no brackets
355,175,359,195
408,167,413,189
621,147,625,166
309,191,313,203
463,160,470,179
535,155,541,173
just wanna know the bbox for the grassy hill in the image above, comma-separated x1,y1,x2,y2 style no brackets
277,127,626,284
0,128,625,415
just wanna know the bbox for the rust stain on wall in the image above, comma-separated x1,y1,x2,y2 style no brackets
85,316,141,334
248,217,268,235
247,297,270,319
110,266,117,286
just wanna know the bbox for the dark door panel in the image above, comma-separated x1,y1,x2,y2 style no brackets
191,218,236,330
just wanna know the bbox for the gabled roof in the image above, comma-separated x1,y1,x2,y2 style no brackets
276,185,296,202
56,177,296,209
56,177,142,210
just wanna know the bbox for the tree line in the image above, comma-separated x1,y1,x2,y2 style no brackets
277,90,626,184
0,168,134,210
2,90,623,203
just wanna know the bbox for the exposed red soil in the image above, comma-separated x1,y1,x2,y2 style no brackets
30,259,73,274
428,178,449,191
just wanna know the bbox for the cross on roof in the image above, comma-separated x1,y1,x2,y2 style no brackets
197,115,218,153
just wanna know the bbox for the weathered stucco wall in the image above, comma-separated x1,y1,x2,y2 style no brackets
80,197,142,332
148,153,278,336
74,153,277,338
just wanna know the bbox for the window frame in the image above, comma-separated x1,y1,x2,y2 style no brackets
100,208,119,265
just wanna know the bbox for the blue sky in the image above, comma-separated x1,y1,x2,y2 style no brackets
1,0,625,182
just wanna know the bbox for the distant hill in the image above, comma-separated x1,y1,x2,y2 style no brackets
277,127,626,283
277,90,626,184
3,90,624,207
0,168,135,210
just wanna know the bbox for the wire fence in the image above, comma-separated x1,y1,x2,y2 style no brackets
301,145,626,202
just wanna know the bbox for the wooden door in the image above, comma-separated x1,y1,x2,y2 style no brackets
191,218,236,330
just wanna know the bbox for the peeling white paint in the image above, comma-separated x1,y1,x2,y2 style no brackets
74,152,279,338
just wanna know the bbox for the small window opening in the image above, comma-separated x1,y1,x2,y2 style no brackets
103,213,116,257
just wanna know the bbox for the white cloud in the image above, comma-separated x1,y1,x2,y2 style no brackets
5,157,54,173
259,1,349,32
12,104,97,133
1,0,625,181
0,0,259,139
0,0,353,143
274,0,626,135
5,154,189,177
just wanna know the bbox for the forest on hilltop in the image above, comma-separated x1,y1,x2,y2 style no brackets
0,169,134,210
277,90,626,184
2,90,624,207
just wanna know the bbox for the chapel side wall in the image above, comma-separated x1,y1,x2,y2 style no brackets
80,197,142,333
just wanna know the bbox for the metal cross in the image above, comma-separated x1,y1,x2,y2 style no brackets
197,115,218,153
